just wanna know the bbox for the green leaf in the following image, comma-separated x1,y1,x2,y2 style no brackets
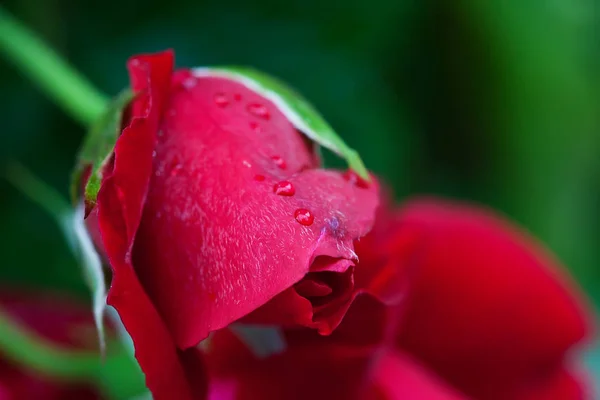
72,88,134,207
193,67,369,180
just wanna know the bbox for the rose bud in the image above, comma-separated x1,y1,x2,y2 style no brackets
78,50,378,398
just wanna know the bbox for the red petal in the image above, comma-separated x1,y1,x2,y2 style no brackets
510,365,587,400
131,74,378,347
206,296,393,400
244,186,411,334
394,198,591,399
243,264,357,334
367,351,466,400
98,51,206,400
353,190,421,305
295,276,334,297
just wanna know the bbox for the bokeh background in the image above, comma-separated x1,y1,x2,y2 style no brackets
1,0,599,381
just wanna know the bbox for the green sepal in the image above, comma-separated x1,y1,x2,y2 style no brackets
71,89,134,209
193,67,370,180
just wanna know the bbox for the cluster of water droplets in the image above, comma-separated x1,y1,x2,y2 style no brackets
167,79,370,227
206,88,319,226
267,155,313,226
213,91,271,134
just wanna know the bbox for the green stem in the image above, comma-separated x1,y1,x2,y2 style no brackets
0,307,147,399
0,308,101,380
0,7,109,125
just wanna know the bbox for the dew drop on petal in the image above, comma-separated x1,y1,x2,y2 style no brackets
271,156,287,169
242,160,252,168
170,164,183,177
249,121,261,132
169,156,183,177
183,77,197,89
294,208,314,226
254,174,266,182
273,181,295,196
214,93,230,107
247,103,271,120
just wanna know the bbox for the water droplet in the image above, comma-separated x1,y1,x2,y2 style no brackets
183,77,197,89
170,164,183,177
242,160,252,168
273,181,295,196
249,121,261,132
343,170,369,189
254,174,266,181
294,209,314,226
152,150,157,158
214,93,229,107
271,156,287,169
234,93,242,101
246,103,270,120
169,156,183,177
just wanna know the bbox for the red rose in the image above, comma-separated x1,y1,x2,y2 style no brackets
89,50,378,398
0,290,103,400
85,49,590,399
200,198,591,400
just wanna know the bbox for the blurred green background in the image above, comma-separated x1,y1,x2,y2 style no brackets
0,0,598,310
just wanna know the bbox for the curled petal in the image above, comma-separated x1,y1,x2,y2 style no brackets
97,51,206,399
244,187,413,334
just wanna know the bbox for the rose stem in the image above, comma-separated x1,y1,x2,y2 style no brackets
0,6,109,126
